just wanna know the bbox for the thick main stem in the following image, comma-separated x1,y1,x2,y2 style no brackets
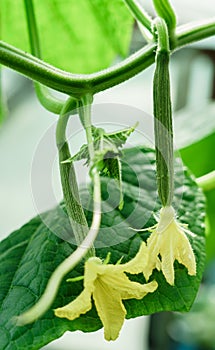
0,17,214,96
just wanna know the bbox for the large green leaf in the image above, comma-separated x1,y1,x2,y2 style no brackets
1,0,134,73
0,147,205,349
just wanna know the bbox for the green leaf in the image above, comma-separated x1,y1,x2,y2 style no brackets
1,0,134,73
104,124,137,148
69,125,136,164
94,152,124,209
0,147,205,349
175,102,215,150
68,125,136,209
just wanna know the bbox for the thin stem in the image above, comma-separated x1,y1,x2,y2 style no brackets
137,22,154,43
15,169,101,325
153,17,170,52
24,0,65,114
56,97,76,148
196,171,215,192
123,0,153,40
24,0,40,58
34,85,65,114
16,96,103,325
79,94,95,161
78,94,102,254
56,97,95,256
152,0,177,47
176,17,215,48
15,97,101,326
0,17,214,95
153,18,174,207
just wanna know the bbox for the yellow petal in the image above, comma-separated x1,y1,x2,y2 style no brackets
92,262,158,341
144,206,197,285
54,288,92,320
55,257,102,320
101,270,158,299
120,280,158,299
159,221,196,284
84,257,102,288
116,242,149,274
144,232,162,281
93,272,158,341
160,233,175,285
174,226,196,276
93,278,127,341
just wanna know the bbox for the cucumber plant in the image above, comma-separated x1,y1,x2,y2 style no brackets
0,0,215,349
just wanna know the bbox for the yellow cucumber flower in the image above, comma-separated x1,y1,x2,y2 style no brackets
54,242,158,341
143,206,196,285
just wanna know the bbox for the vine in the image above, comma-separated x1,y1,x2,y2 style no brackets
0,18,214,96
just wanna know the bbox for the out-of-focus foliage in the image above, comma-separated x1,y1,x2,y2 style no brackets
169,285,215,349
181,132,215,263
0,0,134,73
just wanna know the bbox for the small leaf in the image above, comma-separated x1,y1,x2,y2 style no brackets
93,151,124,209
66,143,90,164
68,125,136,209
105,123,137,148
66,125,136,165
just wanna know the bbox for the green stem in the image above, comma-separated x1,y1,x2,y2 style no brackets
24,0,40,58
123,0,153,38
196,171,215,192
78,94,102,252
15,167,101,325
56,97,95,257
0,17,214,95
0,40,155,96
24,0,64,114
34,85,65,114
176,18,215,48
15,97,104,326
153,17,170,52
153,18,174,207
79,94,95,161
152,0,177,47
